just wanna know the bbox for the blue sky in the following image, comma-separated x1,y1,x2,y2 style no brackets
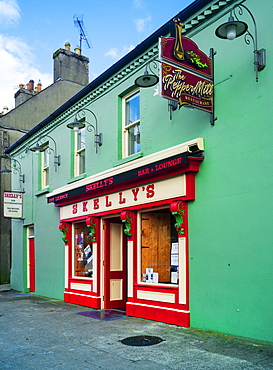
0,0,193,110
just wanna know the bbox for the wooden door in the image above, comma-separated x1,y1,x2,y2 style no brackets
29,238,35,292
104,218,127,309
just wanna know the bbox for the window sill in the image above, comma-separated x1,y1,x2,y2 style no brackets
136,282,178,288
67,174,86,184
35,188,51,197
115,152,143,167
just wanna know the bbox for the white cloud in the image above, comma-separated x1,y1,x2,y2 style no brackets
122,44,135,54
134,16,151,32
132,0,145,9
104,44,135,61
0,35,52,110
0,0,20,25
104,47,119,59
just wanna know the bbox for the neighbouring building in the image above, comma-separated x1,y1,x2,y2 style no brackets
0,43,89,284
4,0,273,343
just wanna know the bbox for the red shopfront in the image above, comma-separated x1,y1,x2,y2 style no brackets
53,141,203,327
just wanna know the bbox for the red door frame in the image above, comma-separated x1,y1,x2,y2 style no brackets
29,238,35,292
104,217,127,309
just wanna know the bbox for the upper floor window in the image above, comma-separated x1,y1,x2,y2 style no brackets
74,127,85,176
123,90,140,157
41,145,49,189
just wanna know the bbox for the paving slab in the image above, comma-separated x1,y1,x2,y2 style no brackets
0,290,273,369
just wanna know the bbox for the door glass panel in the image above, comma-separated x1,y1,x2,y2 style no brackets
73,222,93,278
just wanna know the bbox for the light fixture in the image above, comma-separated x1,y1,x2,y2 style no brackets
135,60,159,88
0,165,11,174
66,119,85,131
67,108,102,154
30,143,46,154
215,3,266,82
0,155,25,191
30,134,60,171
215,15,248,40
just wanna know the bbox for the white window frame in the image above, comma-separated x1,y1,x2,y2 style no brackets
122,89,140,158
74,127,86,176
41,145,49,189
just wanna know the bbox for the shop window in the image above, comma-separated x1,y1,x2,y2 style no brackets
41,145,49,189
123,90,140,157
73,222,93,278
141,209,178,284
74,128,85,176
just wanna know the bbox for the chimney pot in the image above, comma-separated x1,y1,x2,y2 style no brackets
65,42,71,51
27,79,34,90
74,46,81,55
37,80,42,92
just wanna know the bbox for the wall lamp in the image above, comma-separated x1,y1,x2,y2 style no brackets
67,108,102,154
135,60,160,88
0,155,25,191
29,134,60,171
135,59,177,120
215,3,266,82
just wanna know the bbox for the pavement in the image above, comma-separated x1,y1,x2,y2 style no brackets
0,288,273,369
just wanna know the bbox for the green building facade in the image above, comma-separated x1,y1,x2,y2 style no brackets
5,0,273,343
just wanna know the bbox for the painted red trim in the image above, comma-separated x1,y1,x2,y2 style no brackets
126,303,190,327
64,291,101,309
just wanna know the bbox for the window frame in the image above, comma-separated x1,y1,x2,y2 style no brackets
138,207,179,286
74,127,86,177
40,144,49,189
122,89,140,158
72,221,93,279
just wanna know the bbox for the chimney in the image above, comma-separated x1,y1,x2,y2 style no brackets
14,80,35,107
53,43,89,86
26,79,34,90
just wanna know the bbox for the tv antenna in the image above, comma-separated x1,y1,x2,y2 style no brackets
73,14,92,54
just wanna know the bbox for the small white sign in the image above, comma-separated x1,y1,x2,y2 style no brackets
3,192,23,218
171,242,179,254
171,271,178,284
171,254,179,266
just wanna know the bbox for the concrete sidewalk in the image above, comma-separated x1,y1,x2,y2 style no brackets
0,290,272,369
0,284,10,292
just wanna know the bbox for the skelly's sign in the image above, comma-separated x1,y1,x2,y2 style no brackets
159,18,214,112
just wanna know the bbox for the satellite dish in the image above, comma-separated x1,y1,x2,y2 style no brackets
73,14,92,54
